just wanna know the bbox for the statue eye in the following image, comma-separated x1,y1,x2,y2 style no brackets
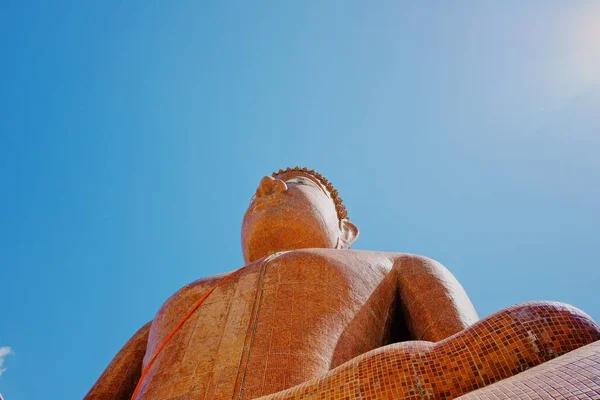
286,178,308,184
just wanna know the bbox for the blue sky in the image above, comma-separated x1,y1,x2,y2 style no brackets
1,2,599,399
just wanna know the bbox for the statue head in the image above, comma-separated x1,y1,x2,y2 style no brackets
241,167,359,263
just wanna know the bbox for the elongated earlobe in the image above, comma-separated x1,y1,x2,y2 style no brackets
339,219,359,248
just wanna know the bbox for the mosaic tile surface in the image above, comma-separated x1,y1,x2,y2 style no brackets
458,340,600,400
84,251,600,400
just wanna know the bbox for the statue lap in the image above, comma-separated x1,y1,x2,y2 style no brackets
257,302,600,400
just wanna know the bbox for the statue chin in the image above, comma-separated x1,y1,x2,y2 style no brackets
242,220,333,263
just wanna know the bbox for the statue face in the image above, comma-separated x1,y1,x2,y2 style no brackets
241,171,356,263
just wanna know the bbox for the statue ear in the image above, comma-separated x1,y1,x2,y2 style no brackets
339,219,359,248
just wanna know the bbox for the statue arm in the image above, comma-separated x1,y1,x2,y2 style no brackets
83,321,151,400
394,254,478,341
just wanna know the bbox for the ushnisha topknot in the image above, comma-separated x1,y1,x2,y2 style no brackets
272,166,349,221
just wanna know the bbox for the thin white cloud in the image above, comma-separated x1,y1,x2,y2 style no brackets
0,346,13,376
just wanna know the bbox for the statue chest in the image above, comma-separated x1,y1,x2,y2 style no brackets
140,250,397,400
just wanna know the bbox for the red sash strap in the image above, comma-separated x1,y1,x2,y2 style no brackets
131,268,243,400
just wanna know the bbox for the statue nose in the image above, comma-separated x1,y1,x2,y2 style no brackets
256,176,287,198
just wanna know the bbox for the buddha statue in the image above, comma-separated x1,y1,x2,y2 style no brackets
85,167,600,400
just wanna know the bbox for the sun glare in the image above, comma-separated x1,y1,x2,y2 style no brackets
563,3,600,88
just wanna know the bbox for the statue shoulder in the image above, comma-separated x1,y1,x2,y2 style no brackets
261,248,396,278
264,249,450,278
390,253,454,277
180,271,234,293
154,271,234,322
